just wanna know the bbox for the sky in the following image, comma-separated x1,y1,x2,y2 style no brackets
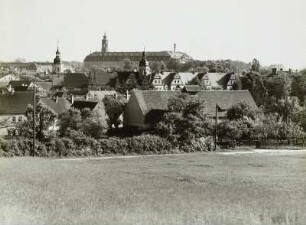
0,0,306,69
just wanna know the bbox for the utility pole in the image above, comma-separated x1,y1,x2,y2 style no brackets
214,104,218,151
32,86,36,156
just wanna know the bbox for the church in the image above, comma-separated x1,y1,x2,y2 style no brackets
83,33,192,70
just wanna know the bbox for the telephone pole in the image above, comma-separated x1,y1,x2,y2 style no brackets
214,104,218,151
32,86,36,156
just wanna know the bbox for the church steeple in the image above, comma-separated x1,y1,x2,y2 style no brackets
102,32,108,53
139,48,150,76
52,42,63,74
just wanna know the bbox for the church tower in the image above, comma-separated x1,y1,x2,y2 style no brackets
101,32,108,53
139,49,150,76
52,44,63,74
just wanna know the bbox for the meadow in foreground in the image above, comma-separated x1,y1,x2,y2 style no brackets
0,152,305,225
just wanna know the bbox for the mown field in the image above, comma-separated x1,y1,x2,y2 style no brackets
0,152,305,225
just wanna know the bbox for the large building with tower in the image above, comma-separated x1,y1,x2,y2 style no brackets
83,33,193,70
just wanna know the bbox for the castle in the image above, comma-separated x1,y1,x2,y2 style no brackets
83,33,193,70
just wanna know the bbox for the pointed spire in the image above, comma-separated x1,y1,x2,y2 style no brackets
56,41,60,55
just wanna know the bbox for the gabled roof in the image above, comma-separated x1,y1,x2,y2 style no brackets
34,82,52,92
90,71,117,87
179,72,197,84
87,91,117,101
133,90,180,115
0,92,34,114
196,90,258,116
71,100,98,110
9,80,32,91
182,85,202,93
205,73,227,88
39,98,71,114
64,73,88,89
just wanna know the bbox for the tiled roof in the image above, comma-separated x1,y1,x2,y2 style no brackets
34,82,52,91
131,90,258,118
179,72,197,84
183,85,202,93
90,71,117,87
39,98,71,114
196,90,258,116
205,73,227,88
0,92,34,114
9,80,32,91
87,91,117,101
64,73,88,89
84,51,172,62
133,90,180,115
71,100,98,110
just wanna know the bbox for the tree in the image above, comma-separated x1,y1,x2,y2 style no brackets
103,96,127,129
264,97,302,122
251,58,260,72
122,58,136,71
157,94,213,145
58,107,106,139
291,70,306,103
226,102,257,121
18,102,57,142
240,71,268,106
151,61,166,73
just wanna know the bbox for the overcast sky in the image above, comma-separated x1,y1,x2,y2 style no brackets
0,0,305,69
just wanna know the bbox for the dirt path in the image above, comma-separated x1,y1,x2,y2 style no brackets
57,149,306,161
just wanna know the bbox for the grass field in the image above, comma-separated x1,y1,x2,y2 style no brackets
0,151,305,225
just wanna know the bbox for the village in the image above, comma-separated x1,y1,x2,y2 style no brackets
1,0,306,223
0,33,305,156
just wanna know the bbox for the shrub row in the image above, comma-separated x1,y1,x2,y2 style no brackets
0,134,214,157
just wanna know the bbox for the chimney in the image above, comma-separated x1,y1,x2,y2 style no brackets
55,96,58,103
173,43,176,52
272,68,277,75
71,95,74,104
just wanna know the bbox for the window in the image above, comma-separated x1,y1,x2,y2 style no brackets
18,116,22,122
12,116,16,123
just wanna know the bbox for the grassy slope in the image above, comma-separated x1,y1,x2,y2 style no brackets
0,153,305,225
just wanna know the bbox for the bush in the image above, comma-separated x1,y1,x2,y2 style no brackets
99,137,129,155
181,136,214,152
126,135,172,154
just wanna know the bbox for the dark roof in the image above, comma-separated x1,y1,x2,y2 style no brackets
133,90,180,115
39,98,71,114
131,90,258,118
84,51,172,62
90,71,117,87
64,73,88,89
0,92,35,114
34,82,52,91
71,100,98,110
182,85,202,93
196,90,258,116
9,80,32,91
162,72,176,86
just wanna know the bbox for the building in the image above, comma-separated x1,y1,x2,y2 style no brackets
0,74,19,82
83,33,192,70
0,92,34,136
52,45,63,74
123,90,258,129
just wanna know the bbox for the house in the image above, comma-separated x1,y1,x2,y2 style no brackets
0,74,19,82
71,99,107,122
195,90,258,119
88,71,117,91
194,72,237,90
182,85,202,94
33,82,53,97
123,90,258,129
9,80,34,92
0,92,34,136
39,97,72,131
123,91,180,129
